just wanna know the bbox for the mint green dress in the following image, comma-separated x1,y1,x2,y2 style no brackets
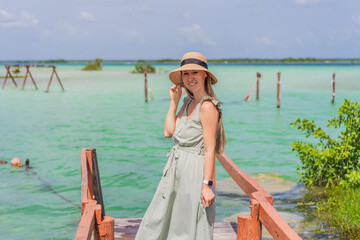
135,96,220,240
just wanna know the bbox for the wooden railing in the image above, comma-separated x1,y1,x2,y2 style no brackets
75,148,114,240
74,148,301,239
216,153,302,240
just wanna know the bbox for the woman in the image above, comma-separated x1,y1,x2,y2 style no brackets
135,52,226,240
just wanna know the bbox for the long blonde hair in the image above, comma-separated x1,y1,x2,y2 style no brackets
182,74,227,154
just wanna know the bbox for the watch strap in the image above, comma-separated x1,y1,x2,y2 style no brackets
203,179,213,186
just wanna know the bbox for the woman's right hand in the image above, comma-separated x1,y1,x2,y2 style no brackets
169,85,182,104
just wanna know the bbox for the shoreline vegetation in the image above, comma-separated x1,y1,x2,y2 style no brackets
291,99,360,239
81,58,103,71
1,58,360,65
131,60,156,73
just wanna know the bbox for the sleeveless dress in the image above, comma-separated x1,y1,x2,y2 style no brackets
135,96,221,240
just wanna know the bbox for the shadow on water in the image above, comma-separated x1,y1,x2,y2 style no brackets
216,175,339,239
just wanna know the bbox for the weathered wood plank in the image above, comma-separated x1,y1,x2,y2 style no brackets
113,218,237,240
259,201,302,240
216,153,273,204
80,149,89,213
75,200,97,240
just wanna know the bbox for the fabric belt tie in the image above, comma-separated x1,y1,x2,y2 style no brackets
163,145,204,176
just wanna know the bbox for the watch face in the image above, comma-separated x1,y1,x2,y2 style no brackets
208,180,213,186
203,180,213,186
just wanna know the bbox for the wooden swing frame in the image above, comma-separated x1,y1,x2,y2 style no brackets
2,64,65,92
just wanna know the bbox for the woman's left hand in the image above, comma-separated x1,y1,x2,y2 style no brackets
201,184,215,208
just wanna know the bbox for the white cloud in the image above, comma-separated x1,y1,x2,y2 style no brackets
256,36,272,45
80,12,95,22
41,29,51,37
141,4,151,13
180,24,216,46
0,10,38,28
353,15,360,25
178,11,190,19
294,37,303,44
0,10,16,21
123,28,139,38
58,23,78,35
294,0,320,6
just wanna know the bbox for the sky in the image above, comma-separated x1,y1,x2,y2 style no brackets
1,0,360,60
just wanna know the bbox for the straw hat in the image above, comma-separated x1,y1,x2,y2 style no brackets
169,52,218,85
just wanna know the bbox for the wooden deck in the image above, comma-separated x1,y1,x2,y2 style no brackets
75,149,302,240
114,218,237,240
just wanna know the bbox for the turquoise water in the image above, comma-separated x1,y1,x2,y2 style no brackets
0,63,359,239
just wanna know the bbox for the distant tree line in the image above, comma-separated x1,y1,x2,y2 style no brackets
2,58,360,65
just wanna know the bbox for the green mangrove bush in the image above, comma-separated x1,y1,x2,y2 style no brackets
11,67,21,77
131,61,155,73
291,99,360,188
82,58,103,71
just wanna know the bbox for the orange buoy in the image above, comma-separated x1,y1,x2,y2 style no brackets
11,157,22,167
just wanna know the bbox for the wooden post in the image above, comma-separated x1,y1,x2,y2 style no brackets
46,67,55,92
54,67,65,91
74,200,97,240
95,205,114,240
28,66,38,90
86,150,94,201
21,66,29,90
81,149,89,213
332,73,335,104
2,65,18,88
90,148,105,220
21,65,38,90
256,72,260,100
144,71,148,102
237,199,261,240
46,66,65,92
277,72,281,108
2,65,10,89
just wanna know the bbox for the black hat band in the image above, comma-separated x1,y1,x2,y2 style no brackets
181,58,208,69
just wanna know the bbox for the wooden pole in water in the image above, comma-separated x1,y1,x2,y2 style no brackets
277,72,281,108
21,66,29,90
144,71,148,103
54,67,65,91
256,72,260,100
2,65,18,88
2,65,10,89
46,67,55,92
28,66,38,90
21,65,38,90
331,73,335,104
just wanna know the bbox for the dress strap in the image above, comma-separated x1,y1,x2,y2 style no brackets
183,95,192,106
199,96,222,121
200,97,221,111
182,96,192,117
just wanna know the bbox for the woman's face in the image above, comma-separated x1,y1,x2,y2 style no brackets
181,70,207,93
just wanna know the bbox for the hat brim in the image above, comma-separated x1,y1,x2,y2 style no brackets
169,64,218,85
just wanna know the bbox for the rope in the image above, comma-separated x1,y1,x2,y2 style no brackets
24,160,81,209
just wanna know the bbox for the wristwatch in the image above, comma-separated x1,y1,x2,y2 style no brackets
203,180,213,186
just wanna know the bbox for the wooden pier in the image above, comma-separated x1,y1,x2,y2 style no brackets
75,148,302,240
113,218,237,240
